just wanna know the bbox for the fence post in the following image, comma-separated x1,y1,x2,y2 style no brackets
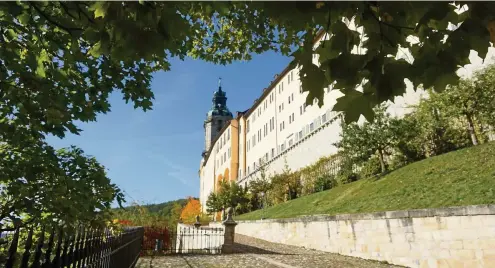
221,207,237,254
194,215,201,229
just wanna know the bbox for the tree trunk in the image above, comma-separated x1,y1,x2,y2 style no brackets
378,149,386,174
465,113,479,146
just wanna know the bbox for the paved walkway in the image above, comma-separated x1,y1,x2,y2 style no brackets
136,234,401,268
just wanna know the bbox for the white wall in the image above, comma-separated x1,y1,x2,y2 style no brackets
233,205,495,268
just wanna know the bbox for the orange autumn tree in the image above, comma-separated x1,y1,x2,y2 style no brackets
180,197,202,224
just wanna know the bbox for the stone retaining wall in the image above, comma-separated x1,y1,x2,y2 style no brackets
232,205,495,268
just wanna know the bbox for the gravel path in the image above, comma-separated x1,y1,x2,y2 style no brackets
136,234,401,268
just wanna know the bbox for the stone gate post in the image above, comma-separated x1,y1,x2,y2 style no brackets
222,207,237,253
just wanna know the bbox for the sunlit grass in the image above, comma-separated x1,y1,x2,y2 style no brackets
236,142,495,220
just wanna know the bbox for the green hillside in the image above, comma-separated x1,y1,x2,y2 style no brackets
236,142,495,221
142,198,189,214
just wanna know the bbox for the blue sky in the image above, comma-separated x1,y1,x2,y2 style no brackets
46,52,292,206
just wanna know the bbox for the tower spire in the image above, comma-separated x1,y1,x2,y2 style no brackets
218,77,222,91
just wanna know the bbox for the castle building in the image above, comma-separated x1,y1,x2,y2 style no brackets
199,31,425,212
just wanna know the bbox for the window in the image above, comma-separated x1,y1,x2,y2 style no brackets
292,113,295,122
303,103,307,112
253,162,255,171
322,113,327,123
289,115,292,124
252,135,256,147
283,121,285,129
247,140,250,151
310,122,314,132
280,123,282,131
300,106,302,115
253,113,256,122
289,139,293,147
265,153,268,161
271,148,275,158
287,75,290,84
224,152,226,161
300,84,303,94
279,105,281,112
228,148,231,158
299,131,303,139
227,129,230,140
291,93,294,101
291,71,294,82
288,96,291,104
247,166,250,174
282,103,284,110
247,120,250,133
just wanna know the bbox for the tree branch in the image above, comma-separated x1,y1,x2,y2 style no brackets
29,2,82,34
59,1,80,22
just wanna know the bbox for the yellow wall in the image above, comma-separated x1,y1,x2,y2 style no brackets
229,119,240,182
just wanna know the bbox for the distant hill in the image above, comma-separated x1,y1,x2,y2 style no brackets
116,197,198,215
142,198,190,214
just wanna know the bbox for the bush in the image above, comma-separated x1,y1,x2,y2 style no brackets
313,174,337,192
359,156,383,179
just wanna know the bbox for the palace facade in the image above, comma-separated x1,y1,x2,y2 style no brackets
198,32,426,212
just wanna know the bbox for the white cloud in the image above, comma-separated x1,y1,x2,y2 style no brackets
146,153,197,188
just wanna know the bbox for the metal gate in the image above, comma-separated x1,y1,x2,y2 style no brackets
141,225,224,256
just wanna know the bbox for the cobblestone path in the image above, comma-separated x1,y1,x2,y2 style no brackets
136,234,401,268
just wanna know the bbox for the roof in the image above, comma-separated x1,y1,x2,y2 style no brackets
243,29,326,119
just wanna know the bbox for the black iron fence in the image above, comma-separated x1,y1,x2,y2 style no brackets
0,225,144,268
141,225,224,256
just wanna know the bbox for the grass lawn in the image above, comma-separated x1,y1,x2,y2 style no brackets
235,142,495,221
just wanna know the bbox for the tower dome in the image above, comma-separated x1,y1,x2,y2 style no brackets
207,78,233,117
203,78,233,155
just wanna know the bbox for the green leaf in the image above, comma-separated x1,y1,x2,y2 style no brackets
88,42,102,58
333,90,374,123
35,50,49,78
433,72,460,93
90,2,108,19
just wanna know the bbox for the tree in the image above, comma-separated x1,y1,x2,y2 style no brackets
180,197,202,224
410,90,471,156
169,202,183,227
0,142,124,231
216,180,249,214
248,158,272,209
2,1,495,133
335,105,398,173
440,65,495,145
205,192,222,215
270,157,301,202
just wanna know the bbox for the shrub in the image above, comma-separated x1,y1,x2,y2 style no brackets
359,156,383,179
313,174,337,192
337,170,360,184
